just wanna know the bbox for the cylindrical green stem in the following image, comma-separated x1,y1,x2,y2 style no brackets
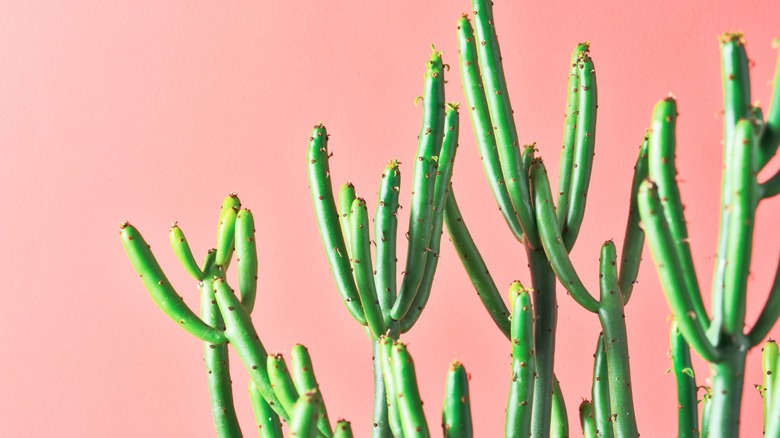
527,245,557,438
705,340,748,438
267,353,299,416
401,103,460,332
562,48,597,251
579,400,596,438
442,361,473,438
592,335,614,438
307,123,366,325
235,208,258,312
597,241,638,438
201,277,243,438
550,376,568,438
119,223,226,344
334,421,355,438
618,137,649,305
531,160,600,312
763,340,778,433
647,98,709,330
470,0,538,247
670,322,698,438
393,49,445,321
443,188,510,339
374,164,400,328
212,278,287,422
456,14,523,241
170,223,203,280
290,391,320,438
372,339,392,438
391,342,430,437
506,283,535,437
290,344,333,437
349,197,386,338
249,381,283,438
379,337,405,438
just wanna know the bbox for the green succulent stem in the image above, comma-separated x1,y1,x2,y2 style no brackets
401,103,460,332
618,137,649,305
562,48,597,251
713,35,752,338
392,49,446,321
290,345,333,437
526,245,558,437
235,208,258,313
506,284,535,437
201,277,243,438
391,342,430,438
120,223,226,344
290,391,320,437
334,421,355,438
268,353,300,416
670,323,698,438
579,400,596,438
456,14,523,241
307,124,367,326
705,338,748,438
374,165,400,329
762,340,778,433
170,224,203,280
647,99,710,330
249,381,284,438
550,377,568,438
592,335,614,438
212,278,288,422
442,361,473,438
379,337,405,438
372,339,392,438
597,242,638,438
443,188,511,339
470,0,538,248
349,197,386,339
531,160,600,313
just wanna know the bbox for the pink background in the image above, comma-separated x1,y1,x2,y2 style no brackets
1,1,779,436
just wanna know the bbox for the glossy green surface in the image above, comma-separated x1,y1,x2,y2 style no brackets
290,345,333,437
505,285,534,437
307,124,366,325
120,223,226,344
670,323,698,438
441,361,472,438
235,208,258,313
391,342,429,437
392,50,446,321
249,381,283,438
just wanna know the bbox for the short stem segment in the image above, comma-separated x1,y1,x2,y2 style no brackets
372,339,392,438
706,340,748,437
527,246,557,437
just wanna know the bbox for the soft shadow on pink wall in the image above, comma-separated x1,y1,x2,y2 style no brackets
0,1,778,436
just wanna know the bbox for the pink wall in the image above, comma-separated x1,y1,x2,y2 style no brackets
1,1,778,436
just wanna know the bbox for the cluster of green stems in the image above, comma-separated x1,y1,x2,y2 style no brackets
120,1,780,436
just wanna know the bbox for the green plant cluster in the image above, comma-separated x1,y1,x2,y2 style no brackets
120,1,780,437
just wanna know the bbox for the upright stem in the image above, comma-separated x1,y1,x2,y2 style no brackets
527,246,558,437
706,338,748,437
372,339,392,438
201,274,243,438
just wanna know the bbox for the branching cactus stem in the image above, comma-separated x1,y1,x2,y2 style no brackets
639,33,780,436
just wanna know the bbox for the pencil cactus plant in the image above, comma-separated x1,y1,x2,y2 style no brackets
117,2,780,436
447,0,648,436
120,194,343,437
307,48,464,437
638,34,780,437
